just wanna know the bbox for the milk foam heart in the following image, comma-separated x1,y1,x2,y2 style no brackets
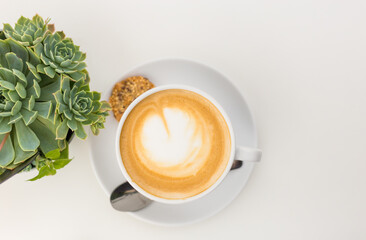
120,89,231,200
140,108,205,167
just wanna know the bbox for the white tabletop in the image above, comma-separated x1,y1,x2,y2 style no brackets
2,0,366,239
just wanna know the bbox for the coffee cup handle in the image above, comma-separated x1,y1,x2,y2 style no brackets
234,146,262,162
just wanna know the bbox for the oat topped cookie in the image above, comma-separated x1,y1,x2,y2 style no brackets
109,76,155,121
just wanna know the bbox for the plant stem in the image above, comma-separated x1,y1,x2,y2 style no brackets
0,132,10,152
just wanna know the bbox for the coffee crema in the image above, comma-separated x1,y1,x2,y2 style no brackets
120,89,231,200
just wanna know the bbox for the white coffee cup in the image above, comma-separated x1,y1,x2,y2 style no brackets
116,84,261,204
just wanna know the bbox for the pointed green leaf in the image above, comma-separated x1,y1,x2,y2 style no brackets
91,124,99,135
6,38,28,65
26,62,41,81
49,61,58,69
61,76,71,92
71,51,82,61
33,101,52,119
44,66,56,78
67,118,77,131
15,120,40,151
0,68,15,84
58,139,67,151
21,34,33,44
36,63,46,74
11,101,22,115
74,62,87,71
79,84,90,92
0,80,15,90
12,130,37,164
60,59,72,67
54,55,63,64
75,121,87,139
4,101,13,111
45,148,61,159
57,143,69,159
0,111,12,117
40,53,51,65
53,90,63,104
62,89,70,104
91,101,101,113
68,71,85,81
5,52,23,72
12,69,27,85
7,90,19,102
100,101,111,111
29,119,59,157
38,78,60,101
15,82,26,98
53,159,71,170
34,43,43,57
28,165,56,181
58,103,68,113
74,114,88,122
22,95,35,110
56,120,69,140
17,16,27,25
27,48,41,66
36,112,58,133
92,91,101,101
20,108,38,125
9,113,22,124
0,117,12,134
0,39,11,68
26,79,41,98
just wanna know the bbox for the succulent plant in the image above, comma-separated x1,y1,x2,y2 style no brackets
34,32,87,81
0,15,110,181
3,15,53,47
0,38,66,168
54,76,110,140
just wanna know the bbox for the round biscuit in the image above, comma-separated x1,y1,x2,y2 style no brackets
109,76,155,121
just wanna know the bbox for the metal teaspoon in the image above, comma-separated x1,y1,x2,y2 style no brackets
110,160,243,212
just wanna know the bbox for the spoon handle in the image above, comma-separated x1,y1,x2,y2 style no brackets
230,160,243,171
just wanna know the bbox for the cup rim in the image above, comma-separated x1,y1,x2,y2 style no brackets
115,84,236,204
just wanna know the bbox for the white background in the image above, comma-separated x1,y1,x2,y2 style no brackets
1,0,366,239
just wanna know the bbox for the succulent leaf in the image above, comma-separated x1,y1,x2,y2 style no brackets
12,129,37,164
15,120,39,151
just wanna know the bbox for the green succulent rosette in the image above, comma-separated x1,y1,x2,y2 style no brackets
34,32,87,81
3,15,53,47
0,38,65,169
54,76,110,140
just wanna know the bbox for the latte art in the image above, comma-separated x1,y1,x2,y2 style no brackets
138,107,211,177
120,89,231,200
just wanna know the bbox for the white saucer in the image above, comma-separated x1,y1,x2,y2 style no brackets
89,58,258,226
